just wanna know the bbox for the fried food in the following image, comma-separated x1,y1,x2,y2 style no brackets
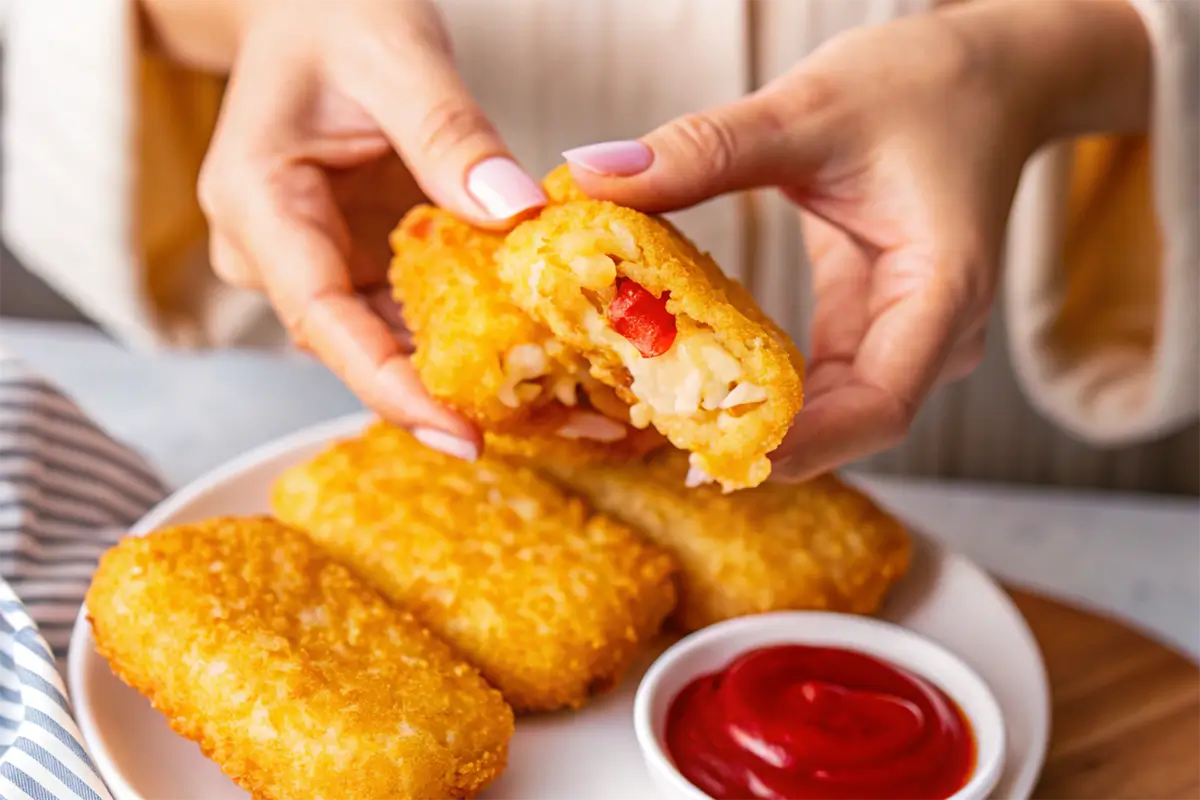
483,425,668,466
86,517,513,800
542,163,589,203
271,422,678,713
389,205,582,433
490,440,911,632
495,196,804,491
390,204,643,445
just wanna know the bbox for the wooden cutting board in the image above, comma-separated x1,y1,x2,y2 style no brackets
1007,588,1200,799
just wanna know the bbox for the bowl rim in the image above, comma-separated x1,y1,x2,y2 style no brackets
632,610,1007,800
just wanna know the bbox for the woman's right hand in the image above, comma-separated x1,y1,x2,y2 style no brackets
142,0,548,460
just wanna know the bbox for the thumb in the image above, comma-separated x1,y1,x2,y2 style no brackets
562,90,834,213
335,14,545,226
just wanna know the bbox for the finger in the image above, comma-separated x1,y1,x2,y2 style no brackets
770,366,912,483
772,252,965,482
937,329,987,386
801,212,872,366
331,6,545,225
234,161,480,457
208,233,261,291
562,81,837,213
363,286,415,353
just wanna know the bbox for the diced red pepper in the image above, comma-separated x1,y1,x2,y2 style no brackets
605,278,677,358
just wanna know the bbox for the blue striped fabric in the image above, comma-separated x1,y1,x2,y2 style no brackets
0,352,168,799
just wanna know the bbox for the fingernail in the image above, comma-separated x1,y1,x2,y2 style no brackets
413,427,480,462
465,157,547,220
562,140,654,176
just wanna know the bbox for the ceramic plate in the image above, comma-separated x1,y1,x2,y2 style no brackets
67,412,1051,799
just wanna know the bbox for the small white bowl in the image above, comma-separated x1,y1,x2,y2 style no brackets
634,612,1006,800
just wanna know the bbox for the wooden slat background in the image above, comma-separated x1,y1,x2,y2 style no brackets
2,0,1196,494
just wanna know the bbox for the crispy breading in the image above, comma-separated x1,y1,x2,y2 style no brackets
389,205,649,445
490,441,911,632
542,163,589,203
495,198,804,491
389,205,582,433
86,517,513,800
482,425,668,466
271,422,678,713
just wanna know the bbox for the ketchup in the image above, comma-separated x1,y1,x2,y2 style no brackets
665,645,975,800
606,278,677,358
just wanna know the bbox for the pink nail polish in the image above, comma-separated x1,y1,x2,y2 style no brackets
562,140,654,176
465,157,547,220
413,427,480,462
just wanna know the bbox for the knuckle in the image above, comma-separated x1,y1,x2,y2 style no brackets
668,113,739,174
953,255,997,310
956,335,988,377
879,392,917,449
771,70,837,119
213,261,258,291
209,247,247,286
196,156,229,224
415,98,497,162
937,247,997,321
963,340,987,371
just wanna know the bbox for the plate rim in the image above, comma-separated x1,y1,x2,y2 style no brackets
67,411,1051,800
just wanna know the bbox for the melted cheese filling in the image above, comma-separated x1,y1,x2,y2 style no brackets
523,225,768,432
583,307,765,427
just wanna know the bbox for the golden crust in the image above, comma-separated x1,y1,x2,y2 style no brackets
389,204,651,443
389,205,578,432
496,199,805,491
542,163,590,203
86,517,513,800
495,446,911,632
483,425,669,467
271,422,678,713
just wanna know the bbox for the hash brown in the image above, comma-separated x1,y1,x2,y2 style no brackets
495,195,804,491
86,517,513,800
489,439,911,632
271,422,678,713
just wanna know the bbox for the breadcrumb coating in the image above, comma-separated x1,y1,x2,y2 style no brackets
87,517,513,800
389,205,584,433
490,441,911,632
542,163,589,203
495,196,804,491
271,422,678,712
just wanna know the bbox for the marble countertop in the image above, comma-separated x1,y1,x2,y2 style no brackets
4,319,1197,658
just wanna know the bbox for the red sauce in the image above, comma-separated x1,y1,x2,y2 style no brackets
606,277,677,358
665,645,975,800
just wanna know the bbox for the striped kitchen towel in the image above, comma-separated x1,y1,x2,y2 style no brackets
0,354,167,654
0,349,168,800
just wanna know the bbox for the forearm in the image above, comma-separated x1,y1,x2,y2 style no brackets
945,0,1152,144
139,0,256,72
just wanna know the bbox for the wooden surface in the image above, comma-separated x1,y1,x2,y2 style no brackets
1010,588,1200,799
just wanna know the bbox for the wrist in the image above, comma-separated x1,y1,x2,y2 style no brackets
942,0,1152,147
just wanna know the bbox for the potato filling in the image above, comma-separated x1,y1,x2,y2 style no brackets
583,299,765,427
496,343,630,442
529,228,768,432
497,343,552,409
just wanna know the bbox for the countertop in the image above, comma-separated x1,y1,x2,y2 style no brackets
4,319,1197,658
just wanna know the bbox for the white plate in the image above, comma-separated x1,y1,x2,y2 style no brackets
67,412,1051,800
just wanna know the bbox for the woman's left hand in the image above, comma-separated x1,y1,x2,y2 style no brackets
561,0,1150,482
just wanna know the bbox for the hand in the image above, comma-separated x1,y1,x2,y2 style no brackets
560,0,1150,481
143,0,549,459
